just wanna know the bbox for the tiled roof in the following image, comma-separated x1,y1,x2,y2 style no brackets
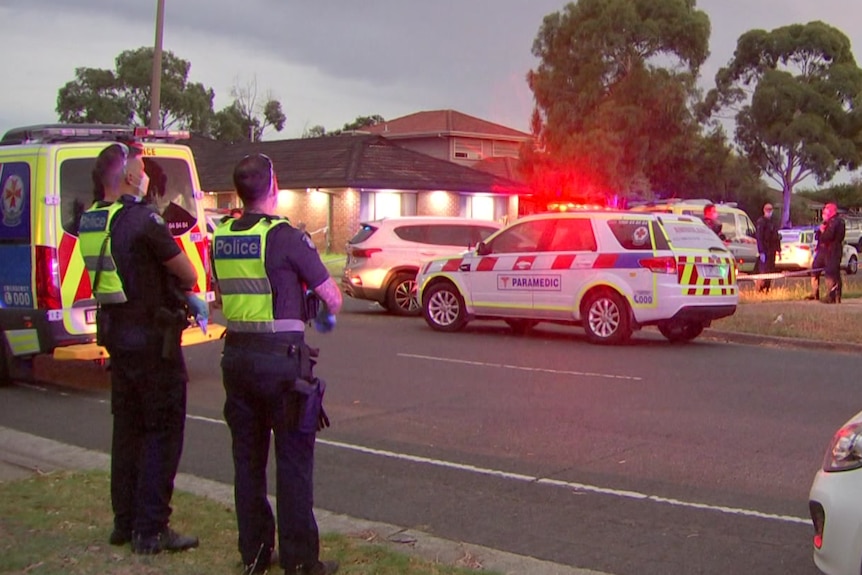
471,156,526,183
185,133,528,195
360,109,531,140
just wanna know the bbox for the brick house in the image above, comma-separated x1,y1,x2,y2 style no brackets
358,109,533,170
186,130,528,254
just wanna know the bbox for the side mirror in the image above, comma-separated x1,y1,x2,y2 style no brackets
476,241,490,256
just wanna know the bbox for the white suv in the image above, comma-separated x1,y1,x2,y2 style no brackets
416,211,738,344
342,216,502,315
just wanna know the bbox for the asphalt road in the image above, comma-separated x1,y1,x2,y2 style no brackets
1,298,854,575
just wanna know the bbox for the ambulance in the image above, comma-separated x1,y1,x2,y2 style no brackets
416,210,738,344
0,124,223,385
629,198,759,273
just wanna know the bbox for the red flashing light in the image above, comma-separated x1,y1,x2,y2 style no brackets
351,247,382,258
133,126,190,140
35,246,62,309
639,256,678,274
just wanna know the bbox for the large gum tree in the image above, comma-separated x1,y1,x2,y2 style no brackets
526,0,711,200
702,21,862,227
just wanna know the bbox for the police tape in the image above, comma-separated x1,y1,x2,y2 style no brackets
737,268,824,281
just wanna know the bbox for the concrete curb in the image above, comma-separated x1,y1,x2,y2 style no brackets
703,329,862,354
0,426,609,575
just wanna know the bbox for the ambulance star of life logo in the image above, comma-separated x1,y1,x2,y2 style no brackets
1,174,25,228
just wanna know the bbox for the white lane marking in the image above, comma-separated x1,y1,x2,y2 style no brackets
183,413,808,526
398,353,642,381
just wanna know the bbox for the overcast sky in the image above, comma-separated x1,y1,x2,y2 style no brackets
1,0,860,144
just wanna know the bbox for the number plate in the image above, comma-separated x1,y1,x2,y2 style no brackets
85,309,97,325
697,264,727,279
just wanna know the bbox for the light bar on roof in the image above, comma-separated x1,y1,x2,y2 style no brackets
133,126,190,140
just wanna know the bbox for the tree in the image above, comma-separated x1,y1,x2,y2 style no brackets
57,47,215,132
339,115,384,133
526,0,712,200
213,77,286,142
301,125,327,139
701,21,862,228
300,115,385,138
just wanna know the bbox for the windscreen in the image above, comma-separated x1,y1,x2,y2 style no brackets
658,217,727,249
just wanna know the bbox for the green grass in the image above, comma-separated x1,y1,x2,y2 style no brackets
712,274,862,343
322,254,346,278
0,470,499,575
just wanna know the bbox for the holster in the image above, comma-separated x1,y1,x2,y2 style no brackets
95,308,109,347
284,343,329,433
155,307,187,360
304,290,321,324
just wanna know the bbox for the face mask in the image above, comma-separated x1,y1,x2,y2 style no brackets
135,172,150,198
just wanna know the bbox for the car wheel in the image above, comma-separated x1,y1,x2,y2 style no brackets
386,273,421,316
657,320,705,343
505,319,538,335
423,282,468,332
847,255,858,275
582,289,632,345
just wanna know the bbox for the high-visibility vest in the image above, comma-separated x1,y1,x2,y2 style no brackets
213,217,304,333
79,202,128,305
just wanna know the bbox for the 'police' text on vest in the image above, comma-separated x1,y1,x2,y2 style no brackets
214,236,262,259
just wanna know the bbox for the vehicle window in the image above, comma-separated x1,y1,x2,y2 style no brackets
393,225,426,243
488,220,551,254
59,156,198,237
780,230,801,243
143,157,197,236
740,215,756,238
547,219,597,251
607,219,652,250
349,223,379,244
659,220,725,249
718,213,736,238
59,158,95,236
474,226,499,243
423,225,473,247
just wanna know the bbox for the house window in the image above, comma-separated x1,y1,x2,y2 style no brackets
453,138,483,160
492,140,520,158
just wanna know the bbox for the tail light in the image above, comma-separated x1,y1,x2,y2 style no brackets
799,245,810,251
35,246,62,309
638,256,677,274
351,247,382,258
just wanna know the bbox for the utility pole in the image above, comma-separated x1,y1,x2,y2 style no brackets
149,0,165,129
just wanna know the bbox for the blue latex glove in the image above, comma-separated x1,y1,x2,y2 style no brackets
759,253,766,263
185,293,209,334
313,303,336,333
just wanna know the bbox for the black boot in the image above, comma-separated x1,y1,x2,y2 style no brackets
132,527,199,555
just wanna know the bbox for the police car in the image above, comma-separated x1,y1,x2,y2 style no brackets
0,124,222,386
416,211,738,344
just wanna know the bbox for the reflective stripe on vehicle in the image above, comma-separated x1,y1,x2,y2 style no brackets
677,255,736,295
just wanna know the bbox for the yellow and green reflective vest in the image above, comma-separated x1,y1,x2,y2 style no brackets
79,202,128,305
213,217,302,333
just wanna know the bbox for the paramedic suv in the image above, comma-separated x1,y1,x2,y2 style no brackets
416,211,738,344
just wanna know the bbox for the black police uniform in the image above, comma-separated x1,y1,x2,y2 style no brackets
819,216,846,303
218,213,330,572
95,194,190,544
755,214,780,292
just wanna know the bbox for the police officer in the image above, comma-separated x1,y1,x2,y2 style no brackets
817,202,846,304
213,154,342,575
755,202,781,293
80,142,207,554
702,203,726,241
